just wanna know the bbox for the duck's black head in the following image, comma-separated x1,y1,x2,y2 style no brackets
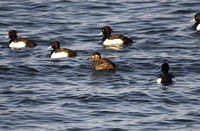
100,26,113,37
7,30,18,40
194,13,200,23
50,41,60,50
161,63,169,74
87,52,101,60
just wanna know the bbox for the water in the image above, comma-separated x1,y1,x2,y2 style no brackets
0,0,200,130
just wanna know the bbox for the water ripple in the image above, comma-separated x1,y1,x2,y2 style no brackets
0,0,200,130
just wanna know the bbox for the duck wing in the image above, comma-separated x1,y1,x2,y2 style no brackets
13,38,37,47
108,34,133,45
54,48,77,57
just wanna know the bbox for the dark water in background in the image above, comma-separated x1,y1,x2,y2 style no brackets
0,0,200,130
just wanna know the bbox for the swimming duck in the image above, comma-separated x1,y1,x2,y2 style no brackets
48,41,77,58
191,13,200,31
5,30,37,49
87,52,116,71
157,63,175,85
99,26,133,46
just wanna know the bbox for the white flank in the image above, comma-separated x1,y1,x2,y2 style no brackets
196,24,200,31
157,78,162,84
172,77,176,82
9,41,26,48
51,52,68,59
103,39,123,46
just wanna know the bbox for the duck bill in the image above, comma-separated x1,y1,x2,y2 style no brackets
190,19,195,22
98,31,103,35
87,56,92,60
48,45,52,49
5,35,9,38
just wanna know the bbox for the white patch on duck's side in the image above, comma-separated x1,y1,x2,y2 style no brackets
103,39,124,46
51,52,69,59
157,78,162,84
196,24,200,31
172,77,176,83
9,41,26,48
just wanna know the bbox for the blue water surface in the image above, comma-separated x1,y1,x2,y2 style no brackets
0,0,200,130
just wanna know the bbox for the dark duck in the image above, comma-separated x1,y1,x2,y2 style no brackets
157,63,175,85
48,41,77,58
5,30,37,49
191,13,200,31
99,26,133,46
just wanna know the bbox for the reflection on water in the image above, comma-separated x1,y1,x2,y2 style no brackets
90,70,116,80
104,45,124,50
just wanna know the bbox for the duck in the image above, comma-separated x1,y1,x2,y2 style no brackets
48,41,77,59
87,52,116,71
98,26,133,46
5,30,37,49
191,13,200,31
157,63,175,85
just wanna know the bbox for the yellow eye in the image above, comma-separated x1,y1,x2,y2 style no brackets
102,29,104,32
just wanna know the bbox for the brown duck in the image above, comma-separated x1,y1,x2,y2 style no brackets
87,52,116,71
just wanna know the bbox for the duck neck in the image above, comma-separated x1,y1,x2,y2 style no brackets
104,31,111,38
163,70,168,75
94,57,100,61
195,21,200,25
53,45,60,51
53,47,58,51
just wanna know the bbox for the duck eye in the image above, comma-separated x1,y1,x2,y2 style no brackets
102,29,104,32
